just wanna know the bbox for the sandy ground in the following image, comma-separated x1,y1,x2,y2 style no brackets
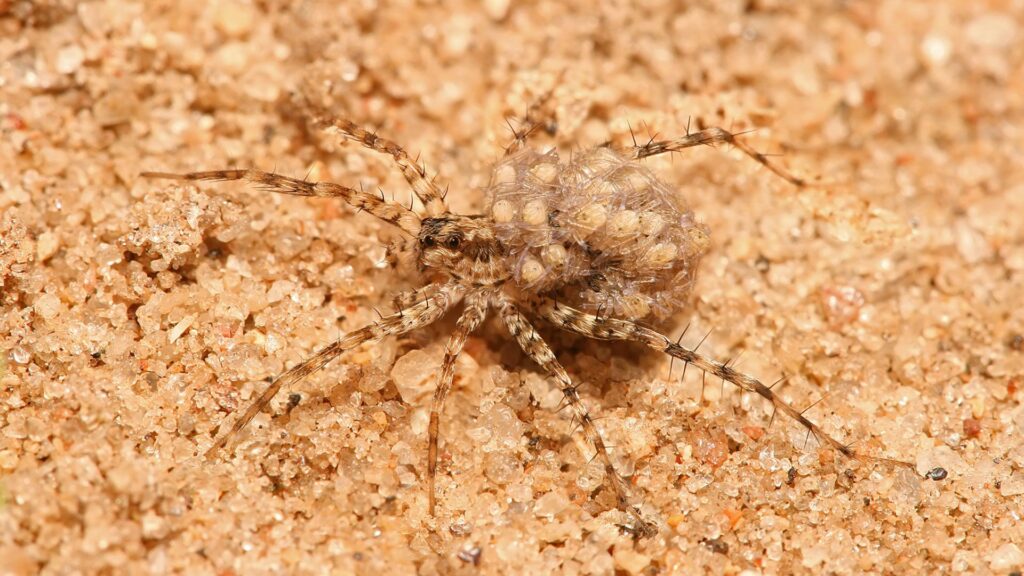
2,0,1024,574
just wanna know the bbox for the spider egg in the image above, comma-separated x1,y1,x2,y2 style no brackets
574,204,607,234
639,212,664,236
494,163,517,185
686,226,710,254
523,199,548,226
625,170,650,194
520,258,545,283
607,210,639,237
541,243,567,267
620,294,651,319
492,199,515,223
531,162,558,183
644,242,677,268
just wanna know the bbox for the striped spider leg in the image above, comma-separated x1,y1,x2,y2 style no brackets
426,289,489,515
205,283,462,456
534,298,915,469
629,124,806,186
496,293,657,537
138,168,423,235
307,108,448,217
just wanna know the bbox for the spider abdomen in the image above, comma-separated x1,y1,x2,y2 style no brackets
486,146,709,320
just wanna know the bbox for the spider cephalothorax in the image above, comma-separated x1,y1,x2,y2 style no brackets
416,215,510,286
142,97,909,539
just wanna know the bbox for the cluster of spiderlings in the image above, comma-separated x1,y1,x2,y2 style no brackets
486,146,710,320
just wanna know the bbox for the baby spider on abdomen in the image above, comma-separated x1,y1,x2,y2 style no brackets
142,97,909,538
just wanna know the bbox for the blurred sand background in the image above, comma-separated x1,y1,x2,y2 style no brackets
2,0,1024,574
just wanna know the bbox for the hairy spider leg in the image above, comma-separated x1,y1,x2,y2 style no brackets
535,298,913,469
140,169,423,235
307,110,449,217
503,74,564,156
202,284,463,458
497,294,658,538
629,125,806,187
392,283,444,313
427,290,490,514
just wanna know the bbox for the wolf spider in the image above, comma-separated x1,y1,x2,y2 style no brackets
142,96,907,538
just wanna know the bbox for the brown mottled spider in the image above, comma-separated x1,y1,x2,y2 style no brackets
142,96,906,538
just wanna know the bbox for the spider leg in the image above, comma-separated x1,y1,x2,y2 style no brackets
204,283,463,458
427,290,489,515
308,112,448,217
392,283,442,314
140,169,422,235
628,126,806,187
533,298,914,469
496,294,657,538
503,74,563,156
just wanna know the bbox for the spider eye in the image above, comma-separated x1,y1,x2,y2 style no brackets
421,236,435,248
446,236,462,250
